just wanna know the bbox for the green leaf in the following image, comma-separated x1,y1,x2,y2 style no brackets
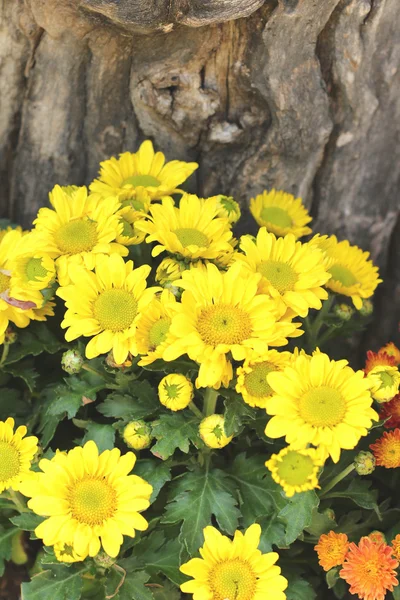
151,412,202,460
82,422,115,451
326,568,340,589
126,531,184,586
4,359,38,391
134,459,172,503
0,387,30,420
326,479,379,511
35,385,61,448
152,580,180,600
222,391,256,436
141,358,197,375
257,516,286,552
393,586,400,600
98,390,159,421
162,467,240,556
5,322,66,366
305,507,337,537
286,576,317,600
0,525,17,577
109,569,153,600
278,491,319,545
21,564,87,600
10,513,44,532
48,375,105,419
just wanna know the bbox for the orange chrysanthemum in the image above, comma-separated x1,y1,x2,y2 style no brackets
368,531,386,545
370,429,400,468
380,342,400,365
379,394,400,429
340,537,398,600
391,534,400,560
364,350,397,374
314,531,350,571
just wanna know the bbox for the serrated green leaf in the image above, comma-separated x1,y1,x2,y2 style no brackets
152,580,180,600
109,569,153,600
35,385,61,448
5,322,66,366
257,516,286,552
305,507,337,537
98,390,159,421
21,564,87,600
134,459,171,503
0,387,30,420
278,491,319,545
125,531,184,586
10,513,44,532
162,467,240,555
151,412,202,460
0,525,17,577
286,576,317,600
82,422,115,451
222,392,256,436
325,479,379,511
48,375,105,419
141,358,197,375
4,359,39,392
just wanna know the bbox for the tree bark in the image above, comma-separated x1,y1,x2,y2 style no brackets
1,0,399,348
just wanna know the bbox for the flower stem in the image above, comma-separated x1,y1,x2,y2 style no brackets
320,463,355,497
82,364,107,379
188,401,203,419
0,343,10,367
203,388,219,416
304,294,335,352
8,490,29,513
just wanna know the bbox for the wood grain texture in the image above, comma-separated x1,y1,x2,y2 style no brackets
1,0,399,347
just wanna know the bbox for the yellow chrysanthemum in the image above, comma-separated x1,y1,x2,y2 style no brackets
199,414,232,449
180,524,288,600
0,225,23,244
265,446,325,497
155,257,187,287
89,140,198,201
158,374,194,411
0,417,38,493
57,254,158,364
237,228,331,317
31,301,55,322
136,194,235,265
33,185,128,285
310,235,381,309
236,349,292,409
210,195,241,224
20,441,152,559
163,262,301,389
265,351,378,462
366,365,400,403
54,541,85,563
116,205,147,246
123,421,152,450
136,289,179,366
250,189,312,239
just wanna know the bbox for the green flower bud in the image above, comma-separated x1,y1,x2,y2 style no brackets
4,326,17,344
333,303,354,321
322,508,336,522
123,420,152,450
61,349,84,374
93,551,116,569
359,298,373,316
354,451,375,475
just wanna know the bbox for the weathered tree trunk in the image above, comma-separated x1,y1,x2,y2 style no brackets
1,0,399,347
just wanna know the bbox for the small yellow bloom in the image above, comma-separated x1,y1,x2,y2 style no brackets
158,374,193,411
155,257,186,286
265,446,325,497
116,205,147,246
0,417,38,493
123,421,152,450
199,414,232,449
54,541,85,563
212,194,241,223
136,289,179,366
366,365,400,403
180,524,288,600
250,189,312,239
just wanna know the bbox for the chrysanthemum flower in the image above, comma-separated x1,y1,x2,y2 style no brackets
250,189,312,239
368,531,386,544
163,262,301,389
123,420,152,450
339,537,398,600
0,417,38,493
155,257,186,286
136,194,235,266
30,301,55,322
379,394,400,428
158,374,194,411
370,429,400,468
199,414,232,449
364,349,397,373
57,254,158,364
0,225,23,244
33,185,128,285
89,140,198,201
391,534,400,560
20,440,152,559
266,446,324,497
237,228,331,317
265,351,378,462
236,349,292,409
136,290,179,366
366,365,400,402
314,531,350,571
54,541,85,563
380,342,400,365
212,194,241,223
311,235,381,309
115,205,147,246
180,524,288,600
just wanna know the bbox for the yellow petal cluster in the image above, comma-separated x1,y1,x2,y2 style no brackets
0,417,38,493
250,189,312,239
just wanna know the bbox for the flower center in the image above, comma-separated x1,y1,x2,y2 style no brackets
258,260,298,293
148,317,171,350
276,450,315,486
122,175,160,188
210,558,257,600
379,371,395,388
260,206,292,229
328,264,358,287
0,272,10,293
54,219,98,254
120,218,134,238
197,304,252,346
0,441,20,483
299,386,346,427
174,228,209,249
244,361,276,397
163,383,180,399
25,258,48,282
69,477,117,526
94,289,138,332
381,440,400,466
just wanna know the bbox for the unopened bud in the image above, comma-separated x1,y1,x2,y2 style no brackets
333,303,354,322
4,327,17,344
322,508,336,522
368,530,386,544
359,299,373,317
104,351,132,371
93,551,116,569
61,349,84,374
354,451,375,475
123,420,152,450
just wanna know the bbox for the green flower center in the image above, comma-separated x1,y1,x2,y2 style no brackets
54,219,98,254
174,228,209,249
94,289,138,332
197,304,252,346
299,386,346,427
276,450,315,486
210,558,256,600
120,218,134,238
25,258,48,282
0,272,10,293
148,317,171,350
328,264,358,287
69,477,116,526
219,196,238,214
260,206,292,229
258,260,298,293
379,371,396,389
122,175,160,188
0,441,20,483
163,383,180,400
244,361,276,398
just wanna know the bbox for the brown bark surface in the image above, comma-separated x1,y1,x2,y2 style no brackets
1,0,399,347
